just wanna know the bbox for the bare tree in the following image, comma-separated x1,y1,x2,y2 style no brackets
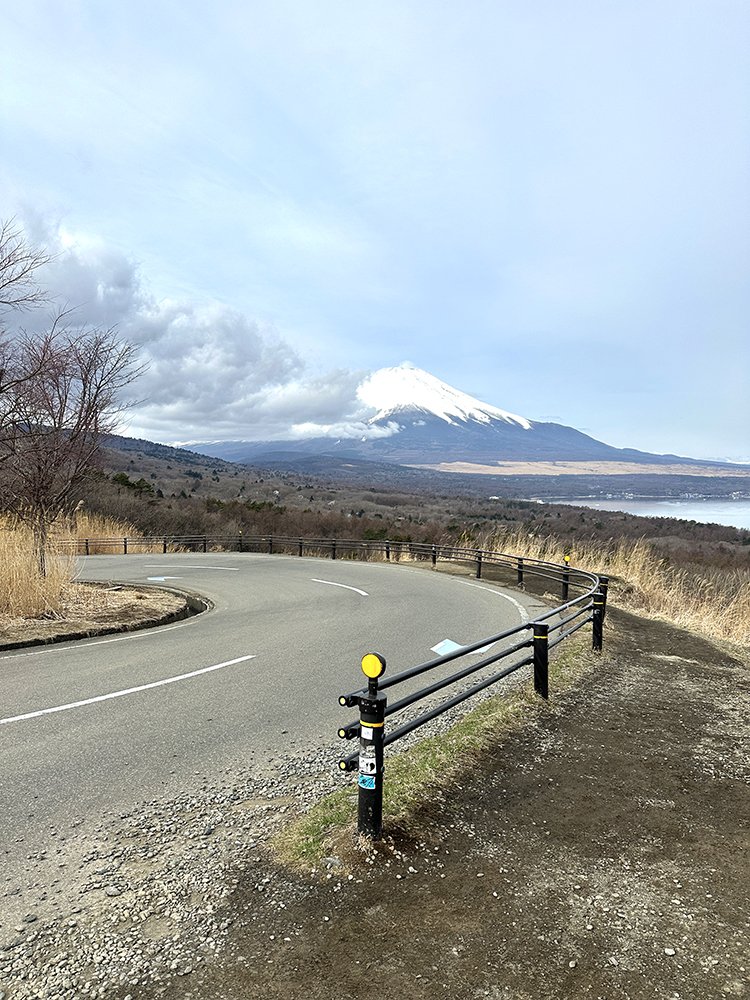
0,219,52,313
0,316,146,574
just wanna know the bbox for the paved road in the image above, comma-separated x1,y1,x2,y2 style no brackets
0,553,547,919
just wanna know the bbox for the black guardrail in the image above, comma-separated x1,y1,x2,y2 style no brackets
335,551,606,839
64,531,606,839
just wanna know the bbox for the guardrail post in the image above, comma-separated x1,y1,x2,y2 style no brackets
357,653,387,839
385,541,390,561
562,555,570,601
162,537,167,554
238,531,244,553
431,544,437,567
533,622,549,700
599,576,609,620
593,591,604,651
123,537,128,555
298,537,303,557
84,538,90,556
268,537,274,555
476,550,483,579
517,557,524,587
203,535,208,553
331,540,337,560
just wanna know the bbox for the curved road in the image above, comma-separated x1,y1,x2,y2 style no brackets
0,553,549,921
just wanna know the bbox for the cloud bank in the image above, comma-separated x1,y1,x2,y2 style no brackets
8,218,384,443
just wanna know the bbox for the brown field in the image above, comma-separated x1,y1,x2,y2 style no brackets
409,459,750,477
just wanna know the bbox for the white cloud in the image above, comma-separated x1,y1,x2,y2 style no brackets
5,218,380,443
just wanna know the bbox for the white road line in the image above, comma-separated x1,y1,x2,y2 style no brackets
459,580,529,622
143,565,239,571
0,619,200,661
312,578,369,597
0,655,256,726
431,638,464,656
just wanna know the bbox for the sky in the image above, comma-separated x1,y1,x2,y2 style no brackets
1,1,748,461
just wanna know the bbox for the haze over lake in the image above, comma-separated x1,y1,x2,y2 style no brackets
550,499,750,531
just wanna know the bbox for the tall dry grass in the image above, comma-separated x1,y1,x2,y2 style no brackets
0,512,141,620
470,529,750,648
0,522,72,618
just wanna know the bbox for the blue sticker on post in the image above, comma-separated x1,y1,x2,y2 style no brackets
358,774,376,790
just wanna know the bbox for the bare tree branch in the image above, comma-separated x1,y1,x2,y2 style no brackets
0,219,52,313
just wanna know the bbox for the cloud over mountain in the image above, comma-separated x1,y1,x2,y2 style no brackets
6,218,377,441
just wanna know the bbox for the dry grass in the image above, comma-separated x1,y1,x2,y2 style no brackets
0,522,72,618
471,529,750,648
0,512,141,619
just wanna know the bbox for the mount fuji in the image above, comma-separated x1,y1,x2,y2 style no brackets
185,364,698,468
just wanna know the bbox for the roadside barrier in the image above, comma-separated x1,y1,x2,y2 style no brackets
65,532,606,838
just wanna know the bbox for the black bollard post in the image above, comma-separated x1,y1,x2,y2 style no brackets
432,544,437,568
533,622,549,700
599,576,609,620
476,550,483,579
562,554,570,601
357,653,387,839
517,557,524,587
593,591,604,651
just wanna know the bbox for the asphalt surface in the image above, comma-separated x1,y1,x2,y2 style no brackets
0,553,550,910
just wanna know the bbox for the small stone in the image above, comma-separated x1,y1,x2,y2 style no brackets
569,960,577,968
664,947,676,956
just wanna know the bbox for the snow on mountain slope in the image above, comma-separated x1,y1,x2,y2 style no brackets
358,363,532,429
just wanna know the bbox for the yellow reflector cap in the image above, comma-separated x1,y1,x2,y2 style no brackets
361,652,386,679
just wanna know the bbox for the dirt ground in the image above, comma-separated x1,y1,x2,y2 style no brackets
0,583,192,648
127,609,748,1000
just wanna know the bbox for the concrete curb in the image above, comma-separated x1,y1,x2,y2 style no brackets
0,584,213,652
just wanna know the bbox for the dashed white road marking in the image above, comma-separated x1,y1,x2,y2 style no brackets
143,564,239,571
0,655,256,726
311,579,369,597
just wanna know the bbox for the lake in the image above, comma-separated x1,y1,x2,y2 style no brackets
549,498,750,531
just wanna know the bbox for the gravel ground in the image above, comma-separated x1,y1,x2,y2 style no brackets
1,608,747,1000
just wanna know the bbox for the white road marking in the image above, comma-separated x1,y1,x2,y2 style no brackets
147,576,182,581
0,655,256,726
312,578,369,597
0,619,200,661
459,580,529,622
431,639,464,656
144,565,239,571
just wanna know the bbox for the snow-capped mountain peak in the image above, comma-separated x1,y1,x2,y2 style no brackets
357,363,532,430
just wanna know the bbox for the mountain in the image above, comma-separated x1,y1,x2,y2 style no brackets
184,364,707,469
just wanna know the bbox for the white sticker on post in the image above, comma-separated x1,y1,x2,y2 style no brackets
361,726,373,740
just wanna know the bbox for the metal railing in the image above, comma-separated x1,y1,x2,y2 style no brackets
334,549,607,839
65,531,606,839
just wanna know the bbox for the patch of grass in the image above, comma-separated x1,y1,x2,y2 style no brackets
273,635,600,870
